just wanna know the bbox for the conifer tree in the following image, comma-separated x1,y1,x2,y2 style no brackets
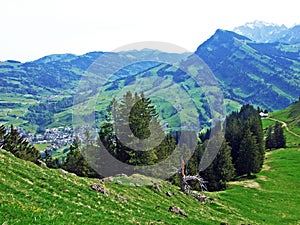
225,116,243,164
235,129,259,176
273,121,286,149
265,122,286,150
0,124,40,162
0,125,6,142
225,104,264,175
200,136,235,191
99,91,174,168
63,138,98,177
265,125,275,150
45,151,60,168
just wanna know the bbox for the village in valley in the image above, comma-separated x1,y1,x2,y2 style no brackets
18,126,75,157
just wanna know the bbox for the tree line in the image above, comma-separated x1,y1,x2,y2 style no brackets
265,121,286,150
0,124,41,162
57,93,267,191
2,92,281,192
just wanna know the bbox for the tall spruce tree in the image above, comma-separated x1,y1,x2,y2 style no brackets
273,122,286,149
200,135,235,191
225,116,243,164
99,91,175,168
265,125,275,150
266,122,286,149
235,129,259,176
225,104,265,176
0,125,6,142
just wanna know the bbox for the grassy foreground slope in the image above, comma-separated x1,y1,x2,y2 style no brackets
1,144,300,224
0,149,246,225
220,147,300,224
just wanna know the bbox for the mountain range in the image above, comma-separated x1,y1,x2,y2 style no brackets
196,29,300,109
234,20,300,44
1,22,300,132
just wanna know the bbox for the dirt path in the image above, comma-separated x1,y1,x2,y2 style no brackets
266,117,300,138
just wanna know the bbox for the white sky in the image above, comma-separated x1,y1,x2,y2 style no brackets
1,0,300,62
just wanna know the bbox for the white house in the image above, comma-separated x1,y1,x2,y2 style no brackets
259,112,268,118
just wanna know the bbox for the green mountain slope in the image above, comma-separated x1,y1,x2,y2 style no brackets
0,50,189,132
261,99,300,149
196,29,300,111
1,30,300,132
268,98,300,140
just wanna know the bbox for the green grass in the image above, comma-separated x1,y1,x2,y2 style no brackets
225,99,242,114
0,150,242,225
283,130,300,148
34,143,50,151
271,100,300,124
220,148,300,224
261,118,275,129
51,146,70,160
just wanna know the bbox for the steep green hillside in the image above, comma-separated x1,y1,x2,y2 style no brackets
0,149,237,225
0,53,99,131
196,29,300,111
270,99,300,135
261,98,300,148
0,50,189,132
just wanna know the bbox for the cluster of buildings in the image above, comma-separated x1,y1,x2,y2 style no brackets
19,126,75,156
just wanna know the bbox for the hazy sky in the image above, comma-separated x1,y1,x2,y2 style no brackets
1,0,299,62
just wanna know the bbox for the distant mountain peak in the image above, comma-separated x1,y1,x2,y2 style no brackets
199,29,250,49
195,27,300,110
233,21,300,44
214,29,250,39
242,20,286,29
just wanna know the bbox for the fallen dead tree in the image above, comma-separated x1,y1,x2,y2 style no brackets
178,159,208,193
